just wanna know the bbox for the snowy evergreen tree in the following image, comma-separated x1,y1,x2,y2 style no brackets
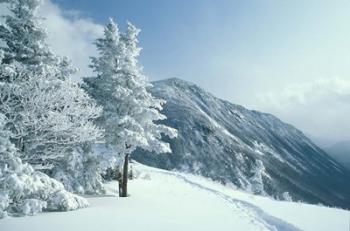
249,160,266,195
83,19,177,196
0,113,89,218
0,0,103,193
0,0,72,76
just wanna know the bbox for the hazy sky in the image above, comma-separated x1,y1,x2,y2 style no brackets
2,0,350,145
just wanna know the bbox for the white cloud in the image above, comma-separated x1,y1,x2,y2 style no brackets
256,78,350,145
38,0,104,80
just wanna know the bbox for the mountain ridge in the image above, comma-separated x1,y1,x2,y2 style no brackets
134,77,350,209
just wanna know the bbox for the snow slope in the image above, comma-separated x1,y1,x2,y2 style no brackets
1,163,348,231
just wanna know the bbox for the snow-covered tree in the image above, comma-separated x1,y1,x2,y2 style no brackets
0,0,72,76
0,64,102,167
0,0,103,193
249,160,266,195
83,19,177,196
0,113,89,218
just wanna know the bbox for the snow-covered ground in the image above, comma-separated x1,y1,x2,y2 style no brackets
1,163,349,231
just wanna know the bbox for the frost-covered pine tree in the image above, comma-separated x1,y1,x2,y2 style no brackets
0,113,89,218
249,160,266,195
83,19,177,197
0,0,103,193
0,0,71,76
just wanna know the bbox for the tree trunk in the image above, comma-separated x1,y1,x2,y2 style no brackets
117,170,123,197
121,153,129,197
17,137,24,152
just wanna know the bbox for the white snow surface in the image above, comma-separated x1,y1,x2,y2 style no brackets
1,163,349,231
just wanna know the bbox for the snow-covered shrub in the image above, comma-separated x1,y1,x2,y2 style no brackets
19,199,47,216
282,192,293,202
52,145,121,194
46,190,89,212
0,193,10,218
0,114,89,218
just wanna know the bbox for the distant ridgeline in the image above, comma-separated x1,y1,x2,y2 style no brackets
133,78,350,209
326,140,350,170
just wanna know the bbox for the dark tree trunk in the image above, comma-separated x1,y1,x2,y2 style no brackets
121,153,129,197
117,170,123,197
17,137,24,152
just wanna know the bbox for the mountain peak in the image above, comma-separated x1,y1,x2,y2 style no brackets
154,77,197,88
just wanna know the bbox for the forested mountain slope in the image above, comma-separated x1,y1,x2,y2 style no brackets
134,78,350,209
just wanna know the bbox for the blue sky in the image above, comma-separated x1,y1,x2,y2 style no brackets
30,0,350,143
53,0,350,86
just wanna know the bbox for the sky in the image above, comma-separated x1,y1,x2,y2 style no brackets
2,0,350,146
